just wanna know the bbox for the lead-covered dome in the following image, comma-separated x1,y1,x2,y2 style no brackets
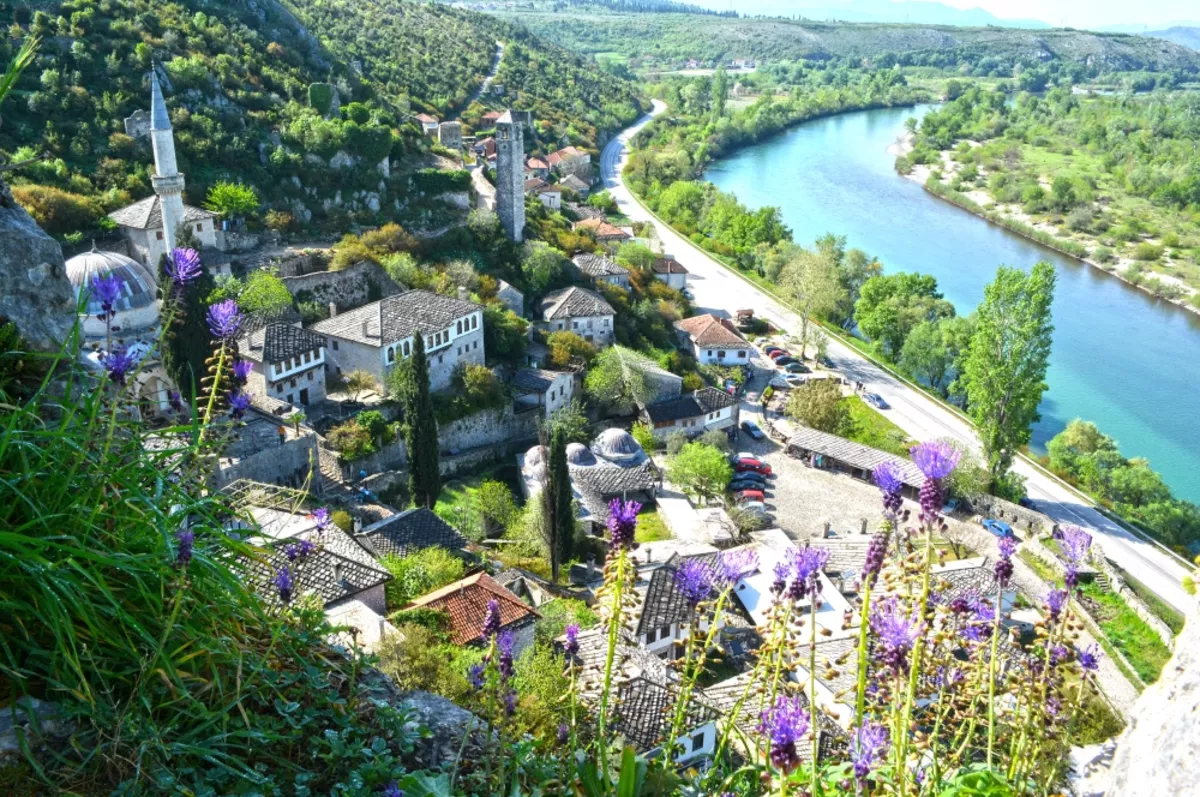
524,445,546,468
566,442,597,466
591,427,645,466
66,247,159,337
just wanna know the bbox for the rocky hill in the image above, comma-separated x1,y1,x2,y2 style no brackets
1145,26,1200,52
0,0,641,238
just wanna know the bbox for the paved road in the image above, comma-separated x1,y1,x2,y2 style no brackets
602,100,1195,614
456,41,505,119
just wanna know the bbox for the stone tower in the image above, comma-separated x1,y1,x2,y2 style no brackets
495,110,525,243
149,70,186,254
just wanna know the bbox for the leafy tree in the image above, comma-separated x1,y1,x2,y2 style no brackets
781,247,845,355
511,643,572,739
345,369,376,402
854,272,955,360
1046,419,1122,492
533,598,599,647
483,303,529,365
584,345,657,414
379,547,466,608
785,379,848,434
238,270,293,315
546,401,591,445
286,411,306,434
399,334,441,509
521,241,568,295
962,262,1056,487
666,442,733,505
711,66,728,122
630,421,658,452
203,181,259,218
476,480,517,538
899,320,951,396
547,330,596,368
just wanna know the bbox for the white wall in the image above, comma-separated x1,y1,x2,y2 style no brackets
692,344,751,365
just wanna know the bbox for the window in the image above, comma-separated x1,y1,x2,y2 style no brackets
457,321,463,335
437,355,443,364
196,223,203,233
691,731,705,751
738,351,747,358
645,628,657,643
289,378,296,388
706,351,713,357
474,341,478,350
387,348,396,363
307,371,314,382
332,340,339,351
403,340,410,357
276,384,283,394
718,350,726,358
156,231,163,240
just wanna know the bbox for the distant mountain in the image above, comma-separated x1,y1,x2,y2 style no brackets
1144,26,1200,51
687,0,1050,29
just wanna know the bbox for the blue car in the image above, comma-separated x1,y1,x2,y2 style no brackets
863,393,889,410
981,518,1015,539
740,421,765,440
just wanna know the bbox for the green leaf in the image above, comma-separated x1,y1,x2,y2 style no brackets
398,771,452,797
616,746,645,797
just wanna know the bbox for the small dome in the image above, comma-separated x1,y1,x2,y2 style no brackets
66,248,160,336
591,427,645,466
524,445,546,467
526,461,548,484
566,442,597,466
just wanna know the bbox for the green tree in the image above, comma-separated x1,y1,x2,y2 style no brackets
584,345,656,414
711,66,728,123
203,181,259,218
854,272,955,360
399,333,441,508
380,547,466,608
546,400,591,445
666,442,733,505
781,247,846,355
547,330,596,368
899,320,951,396
521,241,567,294
476,479,517,538
1046,419,1122,492
962,262,1056,487
545,427,574,582
483,303,529,365
630,421,657,452
237,270,293,315
345,369,376,402
785,379,848,434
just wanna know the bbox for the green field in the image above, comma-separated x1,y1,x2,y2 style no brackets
840,394,914,458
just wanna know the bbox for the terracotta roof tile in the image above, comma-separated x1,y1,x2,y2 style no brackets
404,572,540,646
675,314,750,349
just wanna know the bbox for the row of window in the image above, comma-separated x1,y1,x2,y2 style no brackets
643,625,672,644
274,349,320,375
274,370,316,392
154,222,206,241
706,349,748,359
385,315,479,364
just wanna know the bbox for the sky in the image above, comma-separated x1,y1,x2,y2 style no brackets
917,0,1198,29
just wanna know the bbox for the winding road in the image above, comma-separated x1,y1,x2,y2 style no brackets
601,100,1194,614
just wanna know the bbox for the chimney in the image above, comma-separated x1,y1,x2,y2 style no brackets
823,520,832,538
861,518,868,535
328,302,338,318
332,560,344,583
353,516,362,533
361,319,370,339
458,285,469,301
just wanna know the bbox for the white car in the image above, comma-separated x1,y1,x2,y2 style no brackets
769,374,805,390
738,501,768,514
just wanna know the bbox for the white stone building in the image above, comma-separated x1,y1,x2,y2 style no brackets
536,286,615,347
572,253,630,289
512,368,574,417
641,387,739,440
237,321,328,407
311,289,484,392
675,313,752,365
652,256,688,291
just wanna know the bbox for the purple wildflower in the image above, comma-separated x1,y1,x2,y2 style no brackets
1045,588,1068,622
606,499,641,550
232,359,254,384
873,461,904,518
90,272,123,317
862,532,888,587
758,694,811,774
910,441,960,524
675,558,717,606
850,722,889,782
786,545,830,601
961,624,988,643
467,663,486,691
994,557,1014,586
206,299,244,340
968,594,996,624
998,535,1018,560
482,598,502,639
869,597,923,673
228,390,251,420
166,247,202,286
168,390,184,412
1058,526,1093,589
1076,643,1101,673
503,690,517,716
564,623,580,658
497,630,515,680
101,347,137,385
771,560,790,596
557,723,570,744
273,566,294,604
381,783,404,797
1050,645,1069,667
718,547,760,585
175,529,194,566
311,507,332,533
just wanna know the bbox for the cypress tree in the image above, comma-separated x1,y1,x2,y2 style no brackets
402,332,441,508
547,426,574,582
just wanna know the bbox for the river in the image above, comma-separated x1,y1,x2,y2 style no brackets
705,104,1200,503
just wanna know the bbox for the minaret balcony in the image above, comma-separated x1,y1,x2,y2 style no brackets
151,173,186,193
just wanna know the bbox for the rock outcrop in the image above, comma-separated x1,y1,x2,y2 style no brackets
0,180,75,351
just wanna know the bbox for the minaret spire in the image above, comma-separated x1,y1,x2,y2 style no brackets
149,68,186,259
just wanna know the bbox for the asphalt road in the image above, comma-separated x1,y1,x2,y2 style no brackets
601,100,1194,614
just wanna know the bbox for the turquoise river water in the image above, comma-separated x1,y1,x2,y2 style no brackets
706,104,1200,502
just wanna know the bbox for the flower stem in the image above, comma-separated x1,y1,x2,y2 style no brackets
597,550,627,786
854,579,873,726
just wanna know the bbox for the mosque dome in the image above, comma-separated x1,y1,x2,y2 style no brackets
66,247,160,338
566,442,597,466
524,445,546,468
591,427,646,466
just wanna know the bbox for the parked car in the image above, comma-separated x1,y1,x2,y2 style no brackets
784,374,806,388
863,392,889,409
819,355,835,368
737,501,767,513
729,479,766,493
942,498,961,515
728,469,766,485
734,458,773,476
769,375,793,390
767,350,790,360
981,518,1016,539
784,362,810,374
755,337,771,347
734,489,765,503
740,420,765,440
775,356,799,366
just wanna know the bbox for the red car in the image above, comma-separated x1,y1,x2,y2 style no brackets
767,350,790,360
735,458,772,476
734,488,765,503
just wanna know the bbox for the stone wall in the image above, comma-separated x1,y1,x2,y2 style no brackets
967,494,1051,535
0,182,76,351
283,260,402,313
214,228,271,253
213,433,318,492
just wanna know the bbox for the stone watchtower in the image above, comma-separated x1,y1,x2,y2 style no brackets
149,70,186,254
495,110,525,243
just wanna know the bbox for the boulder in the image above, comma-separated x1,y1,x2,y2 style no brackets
0,180,75,351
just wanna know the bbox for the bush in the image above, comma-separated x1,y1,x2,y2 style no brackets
264,209,295,233
327,419,375,460
1093,246,1115,264
630,421,658,452
379,547,466,609
10,183,103,235
331,509,353,533
665,430,690,456
1134,242,1163,262
203,181,259,218
786,378,848,434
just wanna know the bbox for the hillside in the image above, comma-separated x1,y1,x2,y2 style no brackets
0,0,641,239
691,0,1051,28
496,10,1200,75
1146,26,1200,51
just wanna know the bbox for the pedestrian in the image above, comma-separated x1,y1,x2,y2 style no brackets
277,425,287,446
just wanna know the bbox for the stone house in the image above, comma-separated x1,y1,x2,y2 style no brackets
546,146,591,180
474,136,496,161
524,178,562,210
237,321,328,407
525,156,549,179
675,313,752,365
356,507,472,561
479,110,503,127
641,387,738,440
572,253,630,289
573,218,630,248
613,677,719,765
437,121,462,148
652,256,688,291
559,174,591,198
405,572,541,656
512,368,574,417
495,279,524,316
415,113,439,135
311,289,484,392
536,286,616,347
108,196,218,269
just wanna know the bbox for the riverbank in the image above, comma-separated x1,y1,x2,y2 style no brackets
889,132,1200,320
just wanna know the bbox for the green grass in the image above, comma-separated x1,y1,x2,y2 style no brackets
1116,566,1186,635
840,394,914,458
1018,548,1059,583
1080,581,1173,685
634,506,673,542
433,463,523,540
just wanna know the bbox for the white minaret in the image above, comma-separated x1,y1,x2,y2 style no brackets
149,69,186,255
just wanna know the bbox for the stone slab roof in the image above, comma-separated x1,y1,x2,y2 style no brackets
635,551,722,637
572,253,629,279
404,571,540,646
538,286,614,321
236,527,392,609
675,314,750,349
573,218,628,240
311,290,479,346
787,427,924,489
613,676,719,753
358,507,471,559
645,387,736,423
511,368,561,394
560,175,591,192
238,322,326,365
108,195,216,230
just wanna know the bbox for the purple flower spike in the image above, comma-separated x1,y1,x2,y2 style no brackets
1058,525,1093,589
232,359,254,384
758,694,811,775
606,499,641,550
503,690,517,716
675,558,717,606
862,532,887,587
850,722,889,782
909,441,961,481
497,630,515,680
381,783,405,797
719,547,759,585
168,390,184,412
563,623,580,658
175,529,194,566
482,598,502,639
101,347,137,385
467,663,486,691
869,597,923,673
311,507,332,532
557,722,569,744
206,299,244,340
273,566,294,604
166,247,202,285
228,391,251,420
998,535,1017,560
90,272,123,316
787,545,830,601
1045,588,1068,622
1077,643,1101,673
873,461,904,495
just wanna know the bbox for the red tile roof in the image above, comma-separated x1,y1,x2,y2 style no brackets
675,313,750,348
404,571,539,645
574,218,629,240
652,257,688,275
526,157,549,170
547,146,588,166
415,113,438,124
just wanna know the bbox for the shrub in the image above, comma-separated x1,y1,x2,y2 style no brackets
327,419,375,460
1093,246,1115,264
308,82,336,115
682,372,704,391
786,378,848,434
630,421,658,452
264,209,295,233
1134,242,1163,262
665,430,690,456
331,509,353,532
10,183,103,235
203,181,259,218
379,547,466,609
